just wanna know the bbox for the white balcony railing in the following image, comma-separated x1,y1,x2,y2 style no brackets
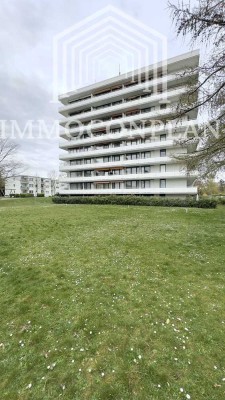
59,70,197,115
59,187,198,195
60,156,176,172
59,87,186,127
59,140,176,161
59,106,179,139
59,120,197,150
60,171,193,184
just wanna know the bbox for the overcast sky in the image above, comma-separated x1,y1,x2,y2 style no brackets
0,0,193,177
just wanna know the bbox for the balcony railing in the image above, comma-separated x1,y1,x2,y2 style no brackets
59,69,197,114
60,86,185,126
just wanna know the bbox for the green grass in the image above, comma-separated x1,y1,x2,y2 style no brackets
0,198,225,399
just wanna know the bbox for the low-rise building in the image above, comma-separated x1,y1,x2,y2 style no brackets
5,176,59,197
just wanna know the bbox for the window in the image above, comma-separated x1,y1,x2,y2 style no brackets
160,103,167,109
142,151,151,159
111,128,121,133
144,166,151,173
75,171,82,177
113,155,120,162
125,181,139,188
84,170,92,177
71,183,83,190
160,179,166,188
160,149,166,157
112,182,121,189
160,134,166,141
84,182,91,189
103,156,110,162
84,158,91,164
126,153,140,160
112,169,120,175
126,167,139,174
160,164,166,172
142,107,152,113
140,180,151,188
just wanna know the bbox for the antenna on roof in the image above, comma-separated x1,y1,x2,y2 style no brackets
118,64,121,75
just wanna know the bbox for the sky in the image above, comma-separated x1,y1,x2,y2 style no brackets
0,0,194,177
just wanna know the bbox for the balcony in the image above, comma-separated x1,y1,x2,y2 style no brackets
59,140,176,161
60,171,192,184
59,120,196,150
59,106,179,139
59,70,197,115
60,156,176,172
59,86,186,128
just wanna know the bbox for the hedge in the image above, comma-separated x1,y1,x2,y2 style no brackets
52,195,217,209
216,197,225,205
10,193,34,198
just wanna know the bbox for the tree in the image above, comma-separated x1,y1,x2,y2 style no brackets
0,138,22,186
197,177,219,195
168,0,225,177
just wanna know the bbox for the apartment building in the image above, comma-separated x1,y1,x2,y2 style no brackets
58,51,199,197
5,176,59,197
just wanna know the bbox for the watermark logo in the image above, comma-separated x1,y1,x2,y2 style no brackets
52,5,168,102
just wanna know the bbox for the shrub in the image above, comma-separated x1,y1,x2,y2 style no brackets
216,197,225,205
20,193,34,198
9,193,34,198
37,193,44,197
52,195,217,209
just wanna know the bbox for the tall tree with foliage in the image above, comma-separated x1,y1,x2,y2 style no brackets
169,0,225,177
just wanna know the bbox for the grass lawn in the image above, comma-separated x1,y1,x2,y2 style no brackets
0,198,225,399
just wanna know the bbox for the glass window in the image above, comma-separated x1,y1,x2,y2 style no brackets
160,179,166,188
160,164,166,172
113,170,120,175
160,103,167,109
71,183,83,190
84,170,92,177
84,182,91,189
144,166,151,173
103,156,110,162
142,107,152,113
160,149,166,157
125,181,132,188
113,155,120,161
112,182,121,189
142,152,151,158
75,171,83,177
160,134,166,141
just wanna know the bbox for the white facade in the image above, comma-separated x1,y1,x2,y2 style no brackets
5,176,59,197
59,51,199,197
